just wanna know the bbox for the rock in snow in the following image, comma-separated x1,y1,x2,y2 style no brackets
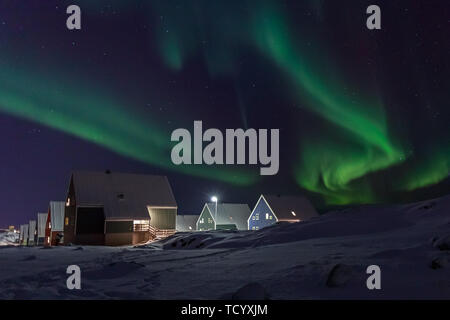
231,282,269,300
326,264,355,288
433,235,450,251
430,255,450,270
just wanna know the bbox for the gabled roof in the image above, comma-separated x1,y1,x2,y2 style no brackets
49,201,65,232
37,213,47,237
70,171,177,220
205,203,251,230
261,194,318,221
176,215,198,231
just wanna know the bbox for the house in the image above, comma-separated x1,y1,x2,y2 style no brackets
28,220,36,246
63,171,177,246
45,201,65,246
176,215,198,232
196,203,251,231
37,213,47,246
19,225,24,245
21,224,29,246
248,194,318,230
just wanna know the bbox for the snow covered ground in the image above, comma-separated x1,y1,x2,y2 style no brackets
0,195,449,300
0,230,18,246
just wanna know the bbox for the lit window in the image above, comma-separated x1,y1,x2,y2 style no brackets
65,217,69,226
252,216,255,220
49,222,52,229
252,226,255,230
255,226,259,230
269,215,273,220
291,211,296,216
265,213,269,220
188,226,192,230
66,198,70,207
255,214,259,220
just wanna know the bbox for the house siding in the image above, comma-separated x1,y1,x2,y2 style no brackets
63,205,76,245
73,207,105,245
197,206,215,231
248,198,276,230
148,208,176,230
105,220,133,233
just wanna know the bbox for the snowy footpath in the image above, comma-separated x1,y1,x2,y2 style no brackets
0,195,449,300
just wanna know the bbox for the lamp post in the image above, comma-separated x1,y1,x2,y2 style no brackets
211,196,218,221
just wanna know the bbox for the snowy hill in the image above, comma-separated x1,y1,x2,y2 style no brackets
0,195,449,299
0,230,19,246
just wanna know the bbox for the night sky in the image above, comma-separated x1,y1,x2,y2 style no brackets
0,0,448,227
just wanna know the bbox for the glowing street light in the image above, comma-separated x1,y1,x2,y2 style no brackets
211,196,218,220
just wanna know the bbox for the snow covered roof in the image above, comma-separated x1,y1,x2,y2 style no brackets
206,203,251,230
176,215,198,231
49,201,65,232
37,213,47,237
19,225,24,241
71,171,177,220
28,220,36,239
22,224,28,241
262,194,318,221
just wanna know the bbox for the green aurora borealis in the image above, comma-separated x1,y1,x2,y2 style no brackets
0,0,448,207
150,0,449,204
0,62,257,185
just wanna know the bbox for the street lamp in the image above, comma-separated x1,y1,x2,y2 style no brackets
211,196,218,220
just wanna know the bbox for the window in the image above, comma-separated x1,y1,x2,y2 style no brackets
265,213,269,220
255,226,259,230
65,217,69,226
269,215,273,220
66,198,70,207
252,226,255,230
133,220,150,232
252,215,255,220
200,218,204,224
49,222,52,229
208,218,212,224
255,214,259,221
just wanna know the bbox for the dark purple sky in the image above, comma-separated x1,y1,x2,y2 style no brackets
0,0,448,227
